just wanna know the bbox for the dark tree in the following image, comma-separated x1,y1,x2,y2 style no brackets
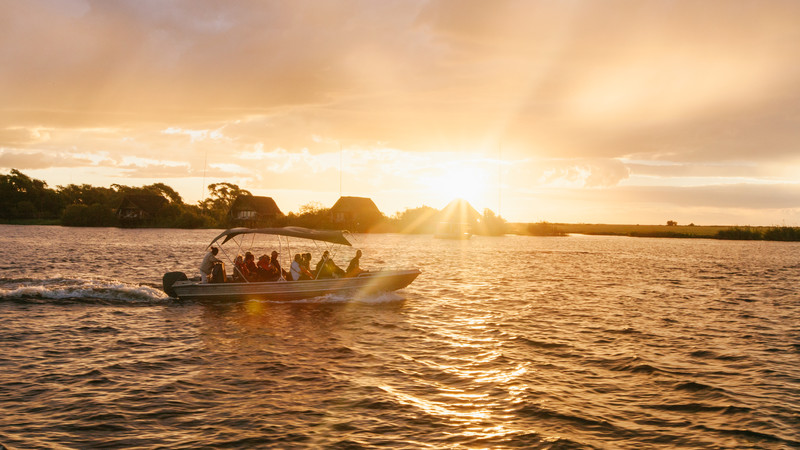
199,182,252,227
0,169,63,220
479,209,507,236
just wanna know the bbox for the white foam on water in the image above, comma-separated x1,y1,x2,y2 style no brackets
0,277,170,303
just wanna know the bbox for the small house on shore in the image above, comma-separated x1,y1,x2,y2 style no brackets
229,195,283,227
116,194,168,227
330,196,383,232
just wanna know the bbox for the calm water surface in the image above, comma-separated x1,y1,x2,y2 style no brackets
0,225,798,449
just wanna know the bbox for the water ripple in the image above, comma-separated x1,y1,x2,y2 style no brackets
0,227,798,448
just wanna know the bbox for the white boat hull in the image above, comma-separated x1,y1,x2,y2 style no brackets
170,269,420,303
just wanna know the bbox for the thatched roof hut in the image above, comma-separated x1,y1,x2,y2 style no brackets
116,194,168,225
330,196,383,232
229,195,283,226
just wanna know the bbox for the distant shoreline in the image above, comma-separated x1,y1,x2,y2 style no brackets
509,223,800,242
510,223,726,237
3,220,799,242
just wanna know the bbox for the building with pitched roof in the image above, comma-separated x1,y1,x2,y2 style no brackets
116,194,168,227
329,196,384,232
229,195,283,227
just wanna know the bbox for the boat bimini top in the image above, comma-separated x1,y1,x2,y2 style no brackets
209,226,352,248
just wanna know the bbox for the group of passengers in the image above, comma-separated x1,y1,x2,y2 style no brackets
233,250,288,282
198,247,365,283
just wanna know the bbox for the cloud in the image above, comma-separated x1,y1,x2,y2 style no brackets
0,127,54,146
417,0,800,161
626,183,800,210
0,149,98,170
1,1,800,224
162,126,226,143
624,161,760,180
117,163,194,179
510,158,630,188
3,0,799,161
545,183,800,211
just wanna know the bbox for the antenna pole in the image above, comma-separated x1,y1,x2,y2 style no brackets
498,144,502,217
202,149,208,209
339,142,343,197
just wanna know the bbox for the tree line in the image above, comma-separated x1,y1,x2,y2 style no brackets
1,169,207,227
0,169,508,234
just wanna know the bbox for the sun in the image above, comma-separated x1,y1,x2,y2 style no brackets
426,164,491,209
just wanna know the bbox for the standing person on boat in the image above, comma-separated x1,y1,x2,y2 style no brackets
198,247,222,283
345,249,365,277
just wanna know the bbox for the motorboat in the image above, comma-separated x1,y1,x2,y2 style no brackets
162,227,420,303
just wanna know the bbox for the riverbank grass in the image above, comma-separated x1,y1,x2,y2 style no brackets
509,223,800,241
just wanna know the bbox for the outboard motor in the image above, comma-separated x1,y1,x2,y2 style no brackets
162,272,188,298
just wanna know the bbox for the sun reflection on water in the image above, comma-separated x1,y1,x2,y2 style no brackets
198,279,556,445
244,299,265,315
372,313,542,444
379,384,492,420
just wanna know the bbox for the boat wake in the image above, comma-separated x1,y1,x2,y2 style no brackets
0,276,172,305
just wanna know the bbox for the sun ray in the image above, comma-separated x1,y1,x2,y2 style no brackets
424,163,491,209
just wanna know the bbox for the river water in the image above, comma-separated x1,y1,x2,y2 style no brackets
0,225,798,449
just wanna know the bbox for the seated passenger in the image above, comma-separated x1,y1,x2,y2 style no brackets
256,254,273,281
290,254,302,281
290,253,314,281
301,253,314,280
254,252,277,281
233,255,248,281
315,251,332,279
345,249,365,278
269,250,289,281
315,250,345,279
244,252,258,281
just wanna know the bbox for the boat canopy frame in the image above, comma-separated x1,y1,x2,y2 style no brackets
209,227,352,248
207,227,353,283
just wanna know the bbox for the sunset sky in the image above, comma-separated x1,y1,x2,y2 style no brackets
2,0,800,225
